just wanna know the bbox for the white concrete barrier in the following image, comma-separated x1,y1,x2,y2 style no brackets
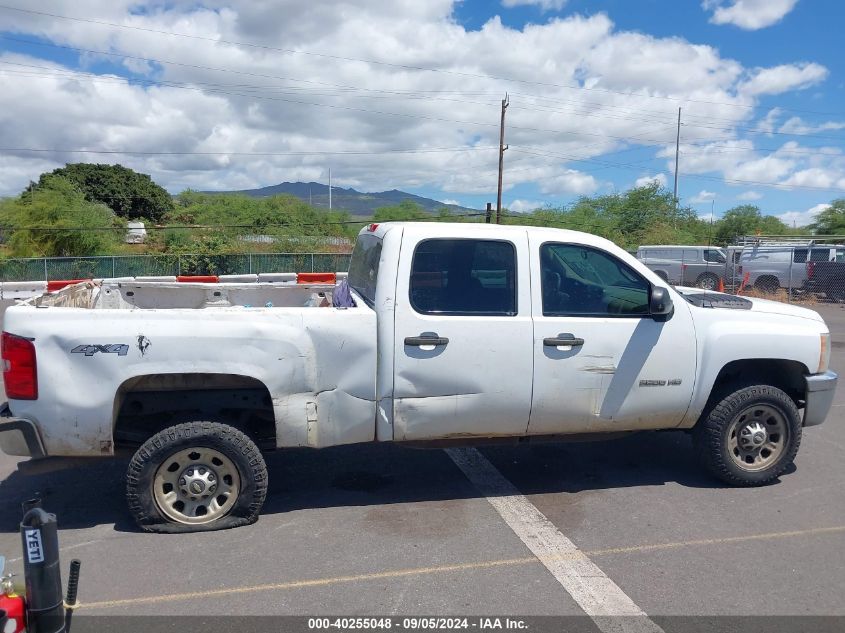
257,273,298,283
0,271,346,301
219,274,259,283
1,281,48,300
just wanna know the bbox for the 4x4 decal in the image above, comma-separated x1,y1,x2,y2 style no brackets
71,344,130,357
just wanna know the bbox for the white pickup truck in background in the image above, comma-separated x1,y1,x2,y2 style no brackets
0,222,838,532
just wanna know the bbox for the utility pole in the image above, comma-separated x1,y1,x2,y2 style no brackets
329,167,332,210
496,94,509,224
673,107,681,204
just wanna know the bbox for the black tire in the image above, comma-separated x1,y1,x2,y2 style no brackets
655,270,670,283
693,385,801,486
126,421,268,533
827,288,845,302
695,273,720,291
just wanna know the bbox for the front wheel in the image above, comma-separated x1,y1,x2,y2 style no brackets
126,421,268,533
693,385,801,486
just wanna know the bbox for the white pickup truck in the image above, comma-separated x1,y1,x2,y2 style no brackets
0,222,838,532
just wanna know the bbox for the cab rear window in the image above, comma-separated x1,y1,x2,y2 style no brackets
347,234,382,307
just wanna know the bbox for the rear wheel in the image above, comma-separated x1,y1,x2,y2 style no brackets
126,421,268,533
694,385,801,486
695,273,720,291
754,276,779,294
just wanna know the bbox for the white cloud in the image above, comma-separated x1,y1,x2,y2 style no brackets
781,168,845,189
539,170,599,195
740,63,828,97
508,199,544,213
778,116,845,135
689,190,716,204
440,198,461,206
737,190,762,201
776,203,830,228
756,108,782,134
634,173,668,188
502,0,567,11
703,0,799,30
0,1,834,202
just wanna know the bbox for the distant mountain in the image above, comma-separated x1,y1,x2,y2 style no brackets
203,181,477,217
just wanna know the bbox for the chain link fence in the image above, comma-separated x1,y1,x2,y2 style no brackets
0,253,353,281
639,237,845,304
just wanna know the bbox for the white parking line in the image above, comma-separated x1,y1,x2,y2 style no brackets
446,447,663,633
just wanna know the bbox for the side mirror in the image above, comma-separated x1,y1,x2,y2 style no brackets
650,286,674,318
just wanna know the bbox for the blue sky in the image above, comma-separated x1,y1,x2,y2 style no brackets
0,0,842,225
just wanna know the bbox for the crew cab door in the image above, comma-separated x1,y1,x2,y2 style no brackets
528,238,696,434
392,227,533,440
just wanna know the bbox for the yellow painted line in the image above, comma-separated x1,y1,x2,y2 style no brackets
587,524,845,558
80,557,536,610
81,524,845,611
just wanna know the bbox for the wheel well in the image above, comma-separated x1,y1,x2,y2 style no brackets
113,373,276,450
705,359,806,415
754,275,780,288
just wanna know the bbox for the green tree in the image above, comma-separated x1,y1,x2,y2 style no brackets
499,183,711,249
811,199,845,235
372,200,429,222
32,163,173,222
4,175,121,256
714,205,788,244
165,191,356,254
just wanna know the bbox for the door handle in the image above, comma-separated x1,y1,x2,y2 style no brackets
544,334,584,347
404,335,449,347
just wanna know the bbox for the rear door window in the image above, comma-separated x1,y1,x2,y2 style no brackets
409,239,517,316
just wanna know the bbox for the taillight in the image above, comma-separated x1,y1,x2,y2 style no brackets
1,332,38,400
807,261,815,278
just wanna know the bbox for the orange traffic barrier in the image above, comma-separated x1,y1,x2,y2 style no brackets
176,275,219,283
46,279,91,292
297,272,336,284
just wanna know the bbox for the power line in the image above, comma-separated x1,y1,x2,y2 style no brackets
0,146,497,157
10,61,840,148
8,39,840,154
2,3,838,114
0,62,503,104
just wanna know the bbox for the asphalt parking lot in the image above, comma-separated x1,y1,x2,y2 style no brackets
1,301,844,629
